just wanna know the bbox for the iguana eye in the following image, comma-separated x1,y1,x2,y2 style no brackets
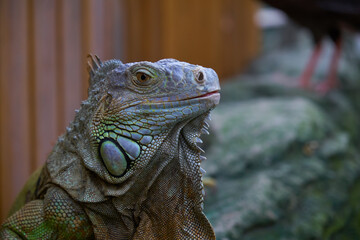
132,68,155,87
128,65,160,92
136,72,151,82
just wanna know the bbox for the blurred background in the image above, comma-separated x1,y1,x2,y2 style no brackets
1,0,360,239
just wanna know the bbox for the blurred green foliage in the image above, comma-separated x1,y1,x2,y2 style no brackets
203,25,360,240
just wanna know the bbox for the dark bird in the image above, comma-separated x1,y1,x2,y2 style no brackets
262,0,360,93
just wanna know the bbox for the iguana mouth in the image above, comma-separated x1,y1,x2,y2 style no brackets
186,90,220,100
144,90,220,105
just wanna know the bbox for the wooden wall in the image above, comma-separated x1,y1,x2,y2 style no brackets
0,0,126,222
0,0,259,222
125,0,259,77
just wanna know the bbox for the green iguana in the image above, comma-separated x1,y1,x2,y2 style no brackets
0,56,220,239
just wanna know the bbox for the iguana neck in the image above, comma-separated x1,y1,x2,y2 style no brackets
129,113,214,239
50,111,215,239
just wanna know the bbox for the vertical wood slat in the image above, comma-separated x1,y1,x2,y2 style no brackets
0,0,4,221
244,0,260,63
28,0,36,173
220,0,241,77
86,0,105,58
33,0,59,168
61,0,83,126
81,0,105,97
80,0,92,98
0,0,32,221
125,0,143,62
103,0,124,60
161,0,175,60
144,0,163,61
56,0,65,135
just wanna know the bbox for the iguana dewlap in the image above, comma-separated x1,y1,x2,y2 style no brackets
0,57,220,239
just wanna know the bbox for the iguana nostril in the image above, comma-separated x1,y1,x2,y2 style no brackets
198,72,204,81
196,71,205,83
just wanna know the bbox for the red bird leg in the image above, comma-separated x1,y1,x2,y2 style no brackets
299,42,322,89
316,39,342,93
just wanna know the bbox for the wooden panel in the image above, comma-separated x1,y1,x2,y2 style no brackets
0,0,5,221
215,0,260,77
0,0,32,221
0,0,120,224
126,0,259,78
103,0,126,60
245,0,261,62
125,0,163,62
81,0,105,96
162,0,219,68
219,0,242,76
84,0,105,58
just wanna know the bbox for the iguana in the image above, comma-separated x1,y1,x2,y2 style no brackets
0,56,220,239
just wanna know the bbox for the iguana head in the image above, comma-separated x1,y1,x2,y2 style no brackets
87,58,219,181
63,57,219,238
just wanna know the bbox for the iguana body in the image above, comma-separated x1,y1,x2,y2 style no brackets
0,57,220,239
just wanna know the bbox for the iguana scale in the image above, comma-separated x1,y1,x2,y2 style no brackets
0,57,220,239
